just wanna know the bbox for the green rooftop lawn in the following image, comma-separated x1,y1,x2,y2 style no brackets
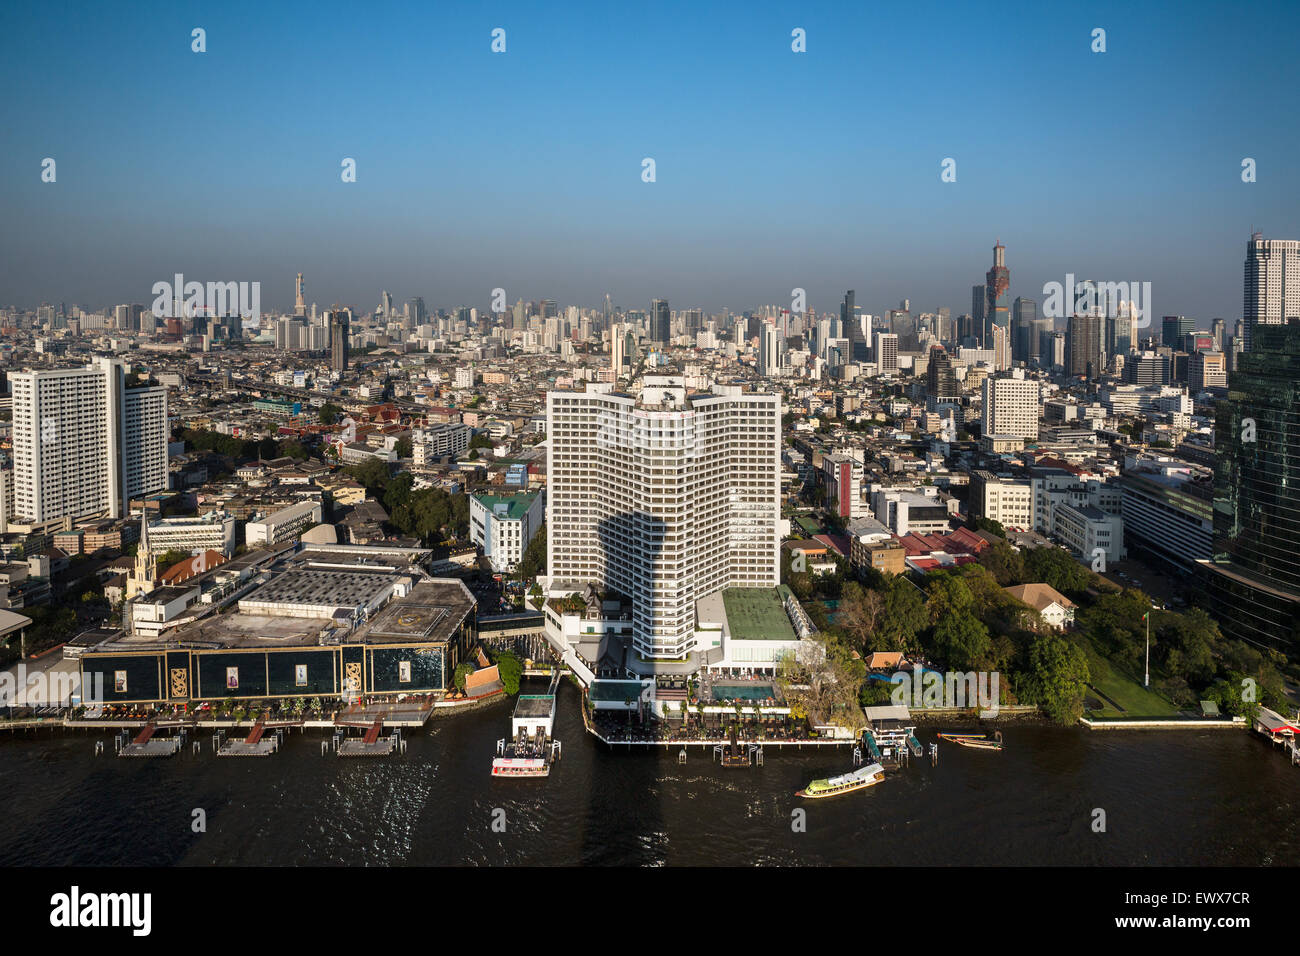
1081,640,1181,718
722,588,797,641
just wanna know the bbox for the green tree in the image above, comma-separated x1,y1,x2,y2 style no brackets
494,651,523,695
453,662,475,694
394,436,413,459
319,403,343,426
1018,633,1090,724
932,610,991,671
978,540,1026,586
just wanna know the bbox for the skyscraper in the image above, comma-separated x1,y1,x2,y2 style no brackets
294,273,306,317
874,332,899,375
408,297,426,328
1202,321,1300,653
546,377,781,662
1243,233,1300,352
971,285,987,345
1162,315,1195,349
1012,296,1036,364
329,308,350,372
985,241,1010,345
9,358,167,528
758,323,783,378
842,290,869,362
1068,313,1103,379
650,298,670,345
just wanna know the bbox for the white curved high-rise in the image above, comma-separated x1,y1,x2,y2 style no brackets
547,376,781,661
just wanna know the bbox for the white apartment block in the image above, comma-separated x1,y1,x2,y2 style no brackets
1053,503,1124,567
981,374,1040,440
470,491,545,573
245,500,322,546
412,422,471,465
9,358,168,529
874,333,899,375
970,471,1034,530
546,376,781,661
143,512,238,557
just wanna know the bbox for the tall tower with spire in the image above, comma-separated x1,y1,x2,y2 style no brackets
294,273,307,317
985,241,1010,345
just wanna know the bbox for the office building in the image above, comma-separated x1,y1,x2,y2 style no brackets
1202,321,1300,654
650,298,670,345
10,358,168,529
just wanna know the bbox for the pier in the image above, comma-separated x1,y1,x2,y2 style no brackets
492,671,562,776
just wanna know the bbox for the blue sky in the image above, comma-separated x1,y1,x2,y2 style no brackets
2,0,1297,321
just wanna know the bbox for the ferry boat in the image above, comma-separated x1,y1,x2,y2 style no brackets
796,762,886,798
491,756,550,778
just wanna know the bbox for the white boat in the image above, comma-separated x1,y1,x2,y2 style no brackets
797,761,886,798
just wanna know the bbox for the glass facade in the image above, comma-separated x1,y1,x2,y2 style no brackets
1204,321,1300,653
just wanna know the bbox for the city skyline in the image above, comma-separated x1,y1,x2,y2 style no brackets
3,0,1299,316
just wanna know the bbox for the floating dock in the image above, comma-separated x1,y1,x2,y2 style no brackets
338,719,399,757
217,721,280,757
118,722,182,758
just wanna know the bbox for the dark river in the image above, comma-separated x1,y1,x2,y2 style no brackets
2,681,1296,866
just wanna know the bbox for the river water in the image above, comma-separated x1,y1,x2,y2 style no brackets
2,681,1296,866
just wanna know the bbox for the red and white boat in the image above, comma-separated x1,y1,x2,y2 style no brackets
491,756,550,778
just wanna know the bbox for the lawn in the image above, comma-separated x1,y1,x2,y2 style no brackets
1080,640,1181,718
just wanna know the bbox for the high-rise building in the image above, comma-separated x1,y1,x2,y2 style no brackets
985,241,1010,345
1243,233,1300,352
650,298,670,345
1067,313,1103,379
971,285,987,345
758,323,782,377
610,322,626,376
874,332,899,375
546,377,781,661
294,273,306,317
991,323,1010,371
925,346,959,404
1188,350,1227,391
1162,314,1195,350
329,309,350,372
1012,296,1035,364
408,297,426,328
1202,321,1300,654
9,358,167,528
842,290,869,362
1030,317,1054,366
981,374,1040,440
